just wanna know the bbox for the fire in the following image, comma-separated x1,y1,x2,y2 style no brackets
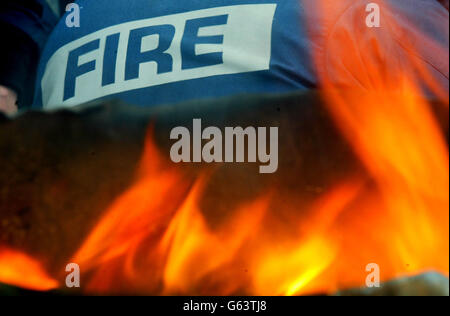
160,180,270,295
0,248,58,291
71,132,272,295
312,85,449,292
70,87,448,294
251,179,365,295
299,0,449,291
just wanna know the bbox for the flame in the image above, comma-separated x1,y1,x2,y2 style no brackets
0,248,58,291
69,131,273,295
252,179,365,295
311,85,449,292
70,128,193,294
71,92,448,294
299,0,449,290
160,180,270,295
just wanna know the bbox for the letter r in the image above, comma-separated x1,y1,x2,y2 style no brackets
125,25,175,80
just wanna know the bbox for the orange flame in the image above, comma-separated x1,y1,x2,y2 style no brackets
299,0,449,291
71,90,448,294
71,132,273,295
0,248,58,291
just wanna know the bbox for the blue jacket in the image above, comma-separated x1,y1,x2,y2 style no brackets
0,0,57,51
1,1,448,109
0,0,58,106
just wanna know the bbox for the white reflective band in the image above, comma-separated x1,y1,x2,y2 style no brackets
42,4,277,109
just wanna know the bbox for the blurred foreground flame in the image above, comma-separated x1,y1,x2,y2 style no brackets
0,248,58,291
